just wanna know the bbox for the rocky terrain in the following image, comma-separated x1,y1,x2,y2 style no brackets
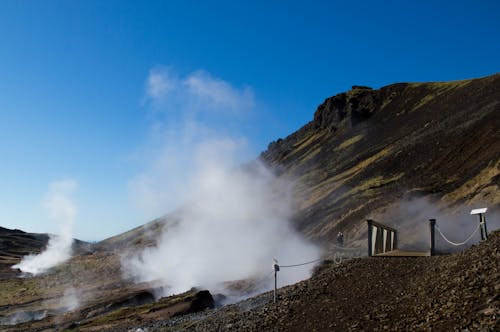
0,73,499,331
134,231,499,331
0,242,217,331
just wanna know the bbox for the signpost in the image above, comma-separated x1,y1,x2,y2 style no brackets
471,208,488,240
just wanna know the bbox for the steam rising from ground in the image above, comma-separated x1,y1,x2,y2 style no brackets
59,287,81,312
124,139,321,296
0,310,47,326
125,68,320,298
13,179,77,275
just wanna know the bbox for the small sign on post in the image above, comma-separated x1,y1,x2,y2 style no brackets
273,259,280,303
471,208,488,240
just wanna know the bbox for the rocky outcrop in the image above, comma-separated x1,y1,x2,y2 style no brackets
313,85,380,131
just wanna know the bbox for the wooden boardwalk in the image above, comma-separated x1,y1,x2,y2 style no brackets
374,250,431,257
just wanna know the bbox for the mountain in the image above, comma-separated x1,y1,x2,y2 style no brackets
1,73,498,331
97,73,499,252
261,73,499,244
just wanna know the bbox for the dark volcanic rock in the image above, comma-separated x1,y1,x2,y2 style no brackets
177,290,215,316
106,290,156,312
312,86,381,132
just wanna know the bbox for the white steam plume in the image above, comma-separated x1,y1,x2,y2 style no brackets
13,179,78,275
126,67,321,298
59,287,81,312
144,66,254,115
131,68,256,220
124,139,321,296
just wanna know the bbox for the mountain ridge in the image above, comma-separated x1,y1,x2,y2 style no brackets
261,73,499,243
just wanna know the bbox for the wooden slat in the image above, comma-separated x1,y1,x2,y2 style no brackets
374,250,431,257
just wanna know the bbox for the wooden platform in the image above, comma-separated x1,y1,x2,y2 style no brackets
374,250,431,257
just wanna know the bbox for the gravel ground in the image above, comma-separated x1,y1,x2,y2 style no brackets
127,231,499,332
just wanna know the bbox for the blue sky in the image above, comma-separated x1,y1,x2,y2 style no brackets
0,0,498,240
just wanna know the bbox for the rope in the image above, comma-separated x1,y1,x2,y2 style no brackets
279,258,323,268
330,243,363,251
435,223,480,246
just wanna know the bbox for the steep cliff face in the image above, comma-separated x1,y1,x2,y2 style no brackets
312,85,380,131
261,74,500,243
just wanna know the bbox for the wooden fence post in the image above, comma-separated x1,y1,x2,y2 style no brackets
367,219,373,257
429,219,436,256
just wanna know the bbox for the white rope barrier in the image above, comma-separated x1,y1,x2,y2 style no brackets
278,246,365,270
435,223,480,246
279,258,323,268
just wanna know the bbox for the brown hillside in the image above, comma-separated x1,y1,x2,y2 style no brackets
261,73,500,244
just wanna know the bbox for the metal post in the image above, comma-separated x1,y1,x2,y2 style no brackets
367,220,373,257
478,214,485,240
273,260,280,303
472,208,488,241
274,270,277,303
429,219,436,256
483,214,488,239
480,214,488,240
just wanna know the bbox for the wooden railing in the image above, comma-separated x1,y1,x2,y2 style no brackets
367,219,398,256
368,214,488,257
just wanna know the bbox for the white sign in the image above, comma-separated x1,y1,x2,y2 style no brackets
470,208,487,215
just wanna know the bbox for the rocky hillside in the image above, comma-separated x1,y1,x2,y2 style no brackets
96,74,500,251
94,74,500,253
0,227,93,279
261,73,499,244
0,227,49,278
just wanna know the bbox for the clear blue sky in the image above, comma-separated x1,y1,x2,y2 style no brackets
1,0,498,240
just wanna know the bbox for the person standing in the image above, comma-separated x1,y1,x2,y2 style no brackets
337,231,344,247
